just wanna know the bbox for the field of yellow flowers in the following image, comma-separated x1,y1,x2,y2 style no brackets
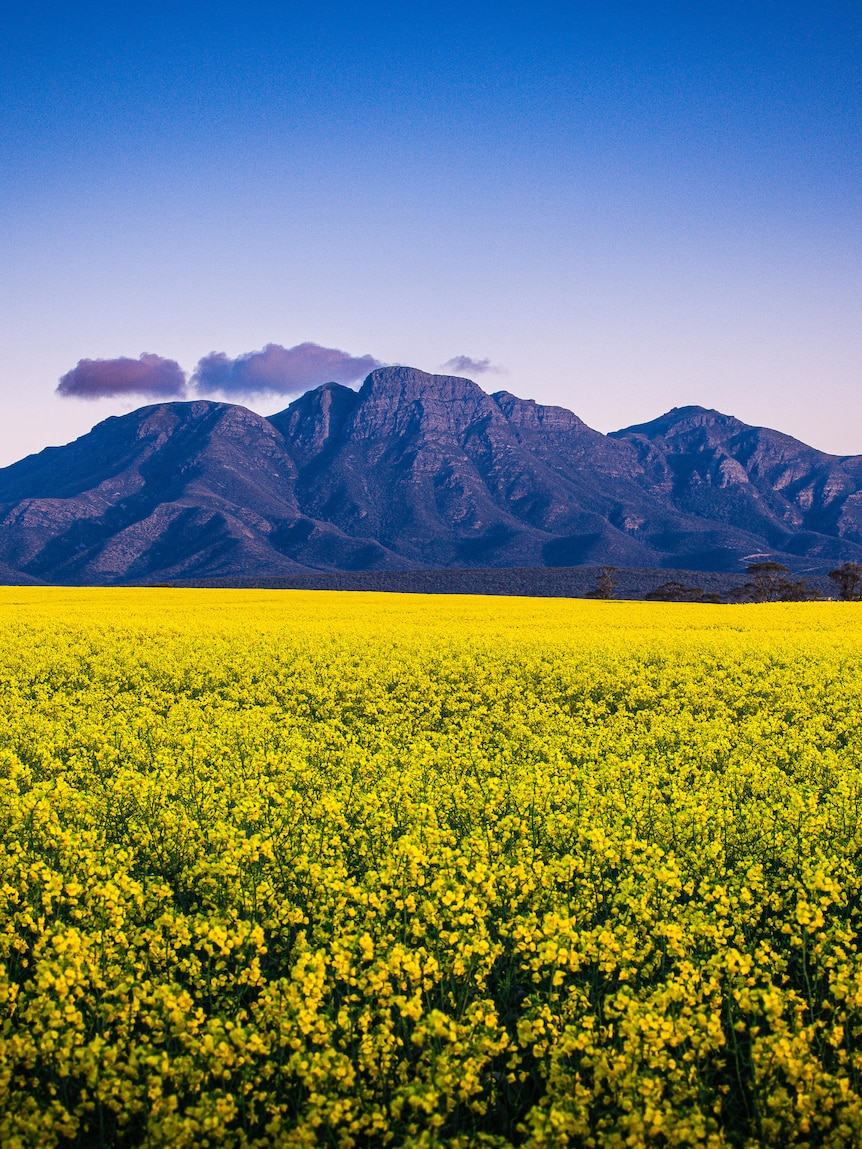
1,588,862,1147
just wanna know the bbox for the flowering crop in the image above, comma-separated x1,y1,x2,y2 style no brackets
1,588,862,1146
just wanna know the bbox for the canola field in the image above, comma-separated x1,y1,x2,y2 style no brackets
2,588,862,1148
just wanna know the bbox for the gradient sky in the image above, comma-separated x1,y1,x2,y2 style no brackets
1,1,860,465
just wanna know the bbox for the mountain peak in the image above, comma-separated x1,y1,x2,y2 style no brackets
492,390,590,434
349,365,499,441
611,406,741,440
359,365,487,402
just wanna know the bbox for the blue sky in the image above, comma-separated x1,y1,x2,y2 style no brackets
1,1,860,463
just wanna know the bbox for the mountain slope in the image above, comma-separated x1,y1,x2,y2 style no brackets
0,400,405,583
0,368,860,584
272,369,826,571
611,406,862,561
273,368,659,568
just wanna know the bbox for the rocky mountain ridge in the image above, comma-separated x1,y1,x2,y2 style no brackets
1,366,860,584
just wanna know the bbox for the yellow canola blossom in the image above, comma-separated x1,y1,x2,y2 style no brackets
0,588,862,1146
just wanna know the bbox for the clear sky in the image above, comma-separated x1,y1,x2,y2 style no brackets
1,1,860,465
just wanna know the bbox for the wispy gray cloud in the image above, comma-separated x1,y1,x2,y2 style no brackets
56,354,187,400
441,355,506,376
192,342,383,397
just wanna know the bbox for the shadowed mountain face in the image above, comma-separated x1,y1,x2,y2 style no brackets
0,400,405,583
1,369,860,584
612,406,862,563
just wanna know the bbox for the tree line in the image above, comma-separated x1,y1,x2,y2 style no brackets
586,561,862,603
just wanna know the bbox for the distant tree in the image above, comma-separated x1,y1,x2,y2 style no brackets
746,562,792,602
733,562,813,603
644,580,704,602
828,561,862,601
585,565,618,600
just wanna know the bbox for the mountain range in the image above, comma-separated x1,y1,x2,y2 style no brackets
1,366,860,585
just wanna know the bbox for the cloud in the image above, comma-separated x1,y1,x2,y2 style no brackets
192,342,383,397
57,354,187,400
441,355,505,376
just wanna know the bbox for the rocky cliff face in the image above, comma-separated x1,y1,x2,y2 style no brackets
612,406,862,560
0,368,860,584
